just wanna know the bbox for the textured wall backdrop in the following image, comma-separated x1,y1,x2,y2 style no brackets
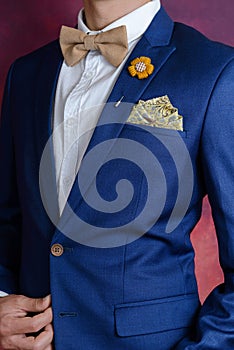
0,0,233,302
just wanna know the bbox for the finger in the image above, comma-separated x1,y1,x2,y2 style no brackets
44,345,54,350
0,334,30,350
33,323,54,349
9,326,53,350
16,295,51,313
44,346,54,350
2,308,53,336
10,334,36,350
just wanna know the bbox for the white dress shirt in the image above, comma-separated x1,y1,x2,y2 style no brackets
54,0,161,214
0,0,161,297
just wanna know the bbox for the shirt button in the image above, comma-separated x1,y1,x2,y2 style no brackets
51,244,64,257
66,118,76,127
84,71,94,79
63,177,72,187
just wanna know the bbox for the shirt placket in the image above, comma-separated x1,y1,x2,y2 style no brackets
58,52,99,214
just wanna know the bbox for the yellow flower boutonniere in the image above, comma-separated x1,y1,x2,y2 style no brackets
128,56,154,80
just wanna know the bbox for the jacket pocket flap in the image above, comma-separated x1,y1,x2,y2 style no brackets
115,294,200,337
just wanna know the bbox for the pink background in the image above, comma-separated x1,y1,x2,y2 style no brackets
0,0,233,302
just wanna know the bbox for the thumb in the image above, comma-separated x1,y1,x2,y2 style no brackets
18,294,51,313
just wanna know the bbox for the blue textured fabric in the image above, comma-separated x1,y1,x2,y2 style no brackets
1,7,234,350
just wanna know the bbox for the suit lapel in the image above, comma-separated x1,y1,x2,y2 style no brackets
34,41,63,229
34,40,63,153
88,7,176,139
62,8,177,219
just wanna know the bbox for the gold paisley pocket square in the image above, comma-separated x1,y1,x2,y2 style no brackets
127,95,183,131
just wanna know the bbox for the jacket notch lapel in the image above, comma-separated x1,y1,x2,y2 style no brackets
63,8,177,217
34,41,64,232
86,7,176,149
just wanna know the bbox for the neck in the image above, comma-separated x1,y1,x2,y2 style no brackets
83,0,151,30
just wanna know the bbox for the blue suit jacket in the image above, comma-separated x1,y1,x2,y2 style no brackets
1,7,234,350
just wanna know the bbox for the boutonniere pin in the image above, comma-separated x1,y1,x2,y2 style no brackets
128,56,154,80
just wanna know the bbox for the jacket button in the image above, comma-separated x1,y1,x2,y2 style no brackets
51,243,64,257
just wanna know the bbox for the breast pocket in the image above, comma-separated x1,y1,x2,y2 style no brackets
123,123,188,139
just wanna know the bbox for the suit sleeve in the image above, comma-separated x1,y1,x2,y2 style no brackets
0,63,22,294
176,58,234,349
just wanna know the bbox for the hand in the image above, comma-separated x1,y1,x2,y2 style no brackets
0,294,53,349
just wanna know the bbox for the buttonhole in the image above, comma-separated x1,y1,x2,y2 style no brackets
59,312,78,318
64,247,74,253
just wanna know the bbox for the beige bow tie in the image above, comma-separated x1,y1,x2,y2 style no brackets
59,25,128,67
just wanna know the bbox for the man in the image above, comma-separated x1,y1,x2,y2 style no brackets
0,0,234,349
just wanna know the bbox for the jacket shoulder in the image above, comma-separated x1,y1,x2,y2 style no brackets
172,22,234,69
14,40,62,66
9,40,62,85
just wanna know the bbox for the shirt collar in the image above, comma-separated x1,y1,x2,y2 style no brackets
78,0,161,44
